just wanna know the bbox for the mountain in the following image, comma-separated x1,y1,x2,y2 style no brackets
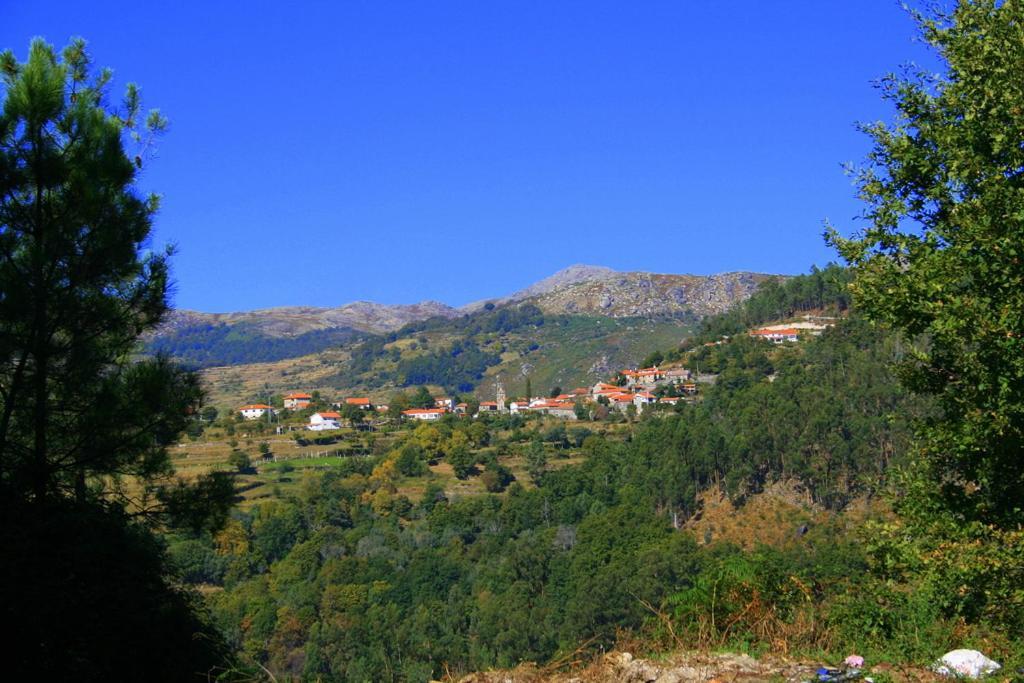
148,266,782,376
526,270,774,318
162,300,458,338
462,264,618,311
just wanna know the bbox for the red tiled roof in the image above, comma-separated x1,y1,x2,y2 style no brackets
315,412,341,419
284,392,312,399
239,404,272,410
402,408,446,415
751,328,800,336
345,397,371,405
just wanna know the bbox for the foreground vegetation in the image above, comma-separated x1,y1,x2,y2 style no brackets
166,264,1013,679
4,1,1024,680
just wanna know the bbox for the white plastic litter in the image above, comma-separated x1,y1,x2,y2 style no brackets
933,649,1001,678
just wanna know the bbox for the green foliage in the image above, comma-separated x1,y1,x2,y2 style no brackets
525,439,547,484
397,340,500,392
447,444,477,480
229,449,252,474
0,39,233,676
395,443,427,477
829,0,1024,530
828,0,1024,636
147,322,362,368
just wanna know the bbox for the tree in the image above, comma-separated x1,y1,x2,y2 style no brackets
229,449,252,474
828,0,1024,528
828,1,1024,631
0,39,232,677
447,443,476,479
641,350,664,368
341,402,363,426
549,386,562,398
395,443,427,477
525,439,547,485
411,385,435,409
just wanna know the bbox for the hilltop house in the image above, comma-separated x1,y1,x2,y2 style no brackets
622,367,665,388
239,404,274,420
750,328,800,343
591,382,621,397
608,392,636,412
532,399,578,420
477,401,499,414
665,368,691,382
344,397,373,410
309,411,341,431
283,392,313,410
402,408,446,421
633,391,657,410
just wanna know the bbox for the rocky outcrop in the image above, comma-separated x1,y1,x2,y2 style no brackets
527,271,776,319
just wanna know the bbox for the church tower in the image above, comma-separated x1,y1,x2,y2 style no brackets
495,375,506,412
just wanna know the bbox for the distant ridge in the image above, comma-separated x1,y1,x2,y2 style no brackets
162,300,459,337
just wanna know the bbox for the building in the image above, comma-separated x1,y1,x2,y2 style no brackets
607,392,636,412
309,411,341,431
402,408,447,421
344,397,372,410
633,391,657,411
591,382,621,397
477,401,499,414
750,328,800,344
532,400,578,419
659,396,681,405
283,392,313,410
238,404,274,420
434,397,454,410
622,367,665,388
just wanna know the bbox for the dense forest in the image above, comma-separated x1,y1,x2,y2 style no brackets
146,323,364,368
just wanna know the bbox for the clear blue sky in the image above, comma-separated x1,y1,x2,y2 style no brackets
2,2,934,312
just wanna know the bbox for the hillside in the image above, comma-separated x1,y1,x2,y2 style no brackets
200,307,693,409
148,266,778,373
169,267,1008,683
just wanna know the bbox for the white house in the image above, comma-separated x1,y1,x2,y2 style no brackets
402,408,446,421
309,411,341,431
750,328,800,344
633,391,657,411
239,404,274,420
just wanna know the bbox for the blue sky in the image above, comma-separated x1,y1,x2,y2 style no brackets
2,2,935,312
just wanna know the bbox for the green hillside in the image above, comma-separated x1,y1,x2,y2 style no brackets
202,303,695,408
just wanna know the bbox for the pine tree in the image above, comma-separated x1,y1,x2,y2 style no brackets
0,38,232,678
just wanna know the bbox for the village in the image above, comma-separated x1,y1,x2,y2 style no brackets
234,322,828,431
